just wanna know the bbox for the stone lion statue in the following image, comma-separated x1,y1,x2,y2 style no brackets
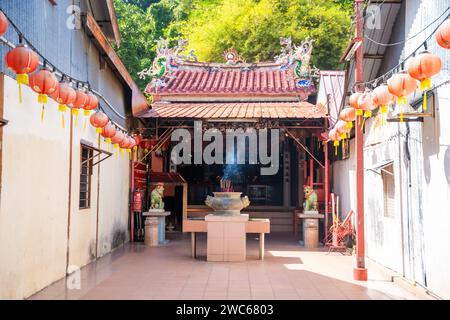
303,185,318,212
150,183,165,210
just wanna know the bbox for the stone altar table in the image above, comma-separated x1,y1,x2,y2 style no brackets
205,214,249,262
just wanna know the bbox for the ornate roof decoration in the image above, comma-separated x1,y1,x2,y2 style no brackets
138,38,198,90
143,36,319,97
223,48,245,65
275,36,320,89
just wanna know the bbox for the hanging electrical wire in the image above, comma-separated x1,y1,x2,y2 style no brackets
355,11,450,90
364,7,450,47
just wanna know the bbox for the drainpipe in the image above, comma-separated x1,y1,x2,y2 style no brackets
65,111,74,275
353,0,368,281
95,134,101,259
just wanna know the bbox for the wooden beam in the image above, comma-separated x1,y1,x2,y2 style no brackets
84,13,149,116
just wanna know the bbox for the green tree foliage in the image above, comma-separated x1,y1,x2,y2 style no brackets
183,0,352,70
114,0,352,91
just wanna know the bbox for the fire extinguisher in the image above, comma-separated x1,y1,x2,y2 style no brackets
133,189,143,213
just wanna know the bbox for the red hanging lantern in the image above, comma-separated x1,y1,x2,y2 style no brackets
387,72,417,121
111,131,126,157
140,138,157,152
90,111,109,133
128,137,137,160
5,44,40,103
51,82,76,128
408,52,442,89
328,129,342,156
357,90,376,119
339,107,356,131
435,18,450,49
407,51,442,111
336,120,350,139
372,85,395,115
29,68,58,122
133,133,142,147
101,122,117,144
128,137,137,149
72,89,88,120
83,92,99,116
111,131,125,145
119,135,130,150
0,11,8,37
349,92,362,111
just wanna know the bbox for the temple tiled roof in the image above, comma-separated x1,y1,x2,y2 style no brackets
145,63,316,99
140,101,326,120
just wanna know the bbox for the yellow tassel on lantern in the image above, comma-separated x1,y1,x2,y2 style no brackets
58,104,68,128
96,127,103,134
72,108,80,127
356,109,364,116
41,106,45,123
114,143,119,159
346,121,353,129
84,110,92,117
420,78,431,91
127,149,132,160
397,96,407,106
342,139,345,154
379,105,388,126
363,110,372,118
38,94,48,105
37,94,48,123
105,138,112,144
333,141,339,156
397,96,407,123
422,91,427,111
17,74,29,104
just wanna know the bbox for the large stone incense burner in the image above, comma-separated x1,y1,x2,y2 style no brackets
205,179,250,216
205,192,250,216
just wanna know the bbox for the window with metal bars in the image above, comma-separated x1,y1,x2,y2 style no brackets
80,146,94,209
382,163,395,218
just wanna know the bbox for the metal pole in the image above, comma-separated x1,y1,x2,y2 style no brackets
354,0,368,281
324,140,329,244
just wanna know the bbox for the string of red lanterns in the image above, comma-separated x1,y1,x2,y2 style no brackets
1,9,142,160
327,16,449,154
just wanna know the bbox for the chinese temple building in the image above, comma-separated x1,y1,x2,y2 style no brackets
134,38,333,236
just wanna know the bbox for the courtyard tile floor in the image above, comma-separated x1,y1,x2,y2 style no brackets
29,233,420,300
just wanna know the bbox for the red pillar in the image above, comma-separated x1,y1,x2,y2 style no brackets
324,140,329,244
354,0,368,281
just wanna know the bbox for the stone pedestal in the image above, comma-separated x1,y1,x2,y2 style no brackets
143,211,171,245
144,217,159,247
205,214,249,262
298,212,324,249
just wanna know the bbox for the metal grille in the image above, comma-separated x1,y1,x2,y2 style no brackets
382,164,395,218
80,146,93,209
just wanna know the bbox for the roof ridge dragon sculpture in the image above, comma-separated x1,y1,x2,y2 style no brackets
139,38,198,90
275,36,320,88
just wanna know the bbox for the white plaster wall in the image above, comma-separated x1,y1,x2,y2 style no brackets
0,76,69,299
0,74,130,299
331,139,356,219
403,0,450,299
420,85,450,298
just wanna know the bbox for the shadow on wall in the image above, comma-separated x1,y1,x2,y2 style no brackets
422,95,441,184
